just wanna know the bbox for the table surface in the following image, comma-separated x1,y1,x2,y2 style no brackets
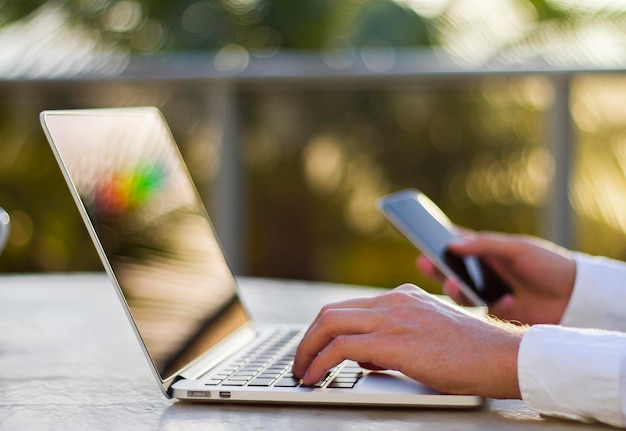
0,273,610,430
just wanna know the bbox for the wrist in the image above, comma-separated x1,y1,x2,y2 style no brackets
483,319,527,399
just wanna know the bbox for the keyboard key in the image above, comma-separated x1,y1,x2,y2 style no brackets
273,377,300,387
247,377,276,387
331,377,359,384
328,381,357,389
201,329,308,388
222,380,247,386
224,376,249,382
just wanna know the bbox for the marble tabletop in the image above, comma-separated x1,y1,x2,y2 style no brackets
0,273,609,430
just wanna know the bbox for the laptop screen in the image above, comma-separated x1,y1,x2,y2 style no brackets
41,108,249,383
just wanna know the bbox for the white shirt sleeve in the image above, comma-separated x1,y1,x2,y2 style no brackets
560,252,626,331
519,325,626,427
518,252,626,427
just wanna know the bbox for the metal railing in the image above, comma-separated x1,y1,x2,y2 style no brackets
5,49,618,273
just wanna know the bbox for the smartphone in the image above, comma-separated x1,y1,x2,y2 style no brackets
376,189,511,305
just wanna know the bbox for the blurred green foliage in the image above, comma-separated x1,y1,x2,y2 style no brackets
3,1,626,292
0,0,430,53
241,84,544,289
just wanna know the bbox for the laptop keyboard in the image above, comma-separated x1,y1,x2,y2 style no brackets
203,329,364,389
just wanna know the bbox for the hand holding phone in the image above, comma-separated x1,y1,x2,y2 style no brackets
377,189,511,306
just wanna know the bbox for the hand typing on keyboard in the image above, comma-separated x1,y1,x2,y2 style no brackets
292,283,525,400
203,329,363,389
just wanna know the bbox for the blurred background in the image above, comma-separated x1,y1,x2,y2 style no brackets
3,0,626,292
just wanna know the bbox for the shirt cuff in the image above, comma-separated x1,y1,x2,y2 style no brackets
560,252,626,331
519,324,626,427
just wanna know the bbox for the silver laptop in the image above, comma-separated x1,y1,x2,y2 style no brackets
40,107,482,408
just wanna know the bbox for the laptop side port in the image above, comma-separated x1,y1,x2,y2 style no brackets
187,391,211,398
219,391,232,399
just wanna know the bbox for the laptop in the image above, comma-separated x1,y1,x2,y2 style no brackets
39,107,482,408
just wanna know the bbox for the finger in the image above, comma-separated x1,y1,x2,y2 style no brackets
454,226,475,237
301,296,377,340
442,280,474,307
292,308,381,378
416,255,445,282
308,297,376,326
446,233,525,291
447,232,521,262
302,333,380,385
358,362,386,371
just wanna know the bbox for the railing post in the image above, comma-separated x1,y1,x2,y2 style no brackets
544,74,574,249
206,82,246,274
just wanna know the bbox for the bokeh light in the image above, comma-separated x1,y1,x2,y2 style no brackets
4,0,626,286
